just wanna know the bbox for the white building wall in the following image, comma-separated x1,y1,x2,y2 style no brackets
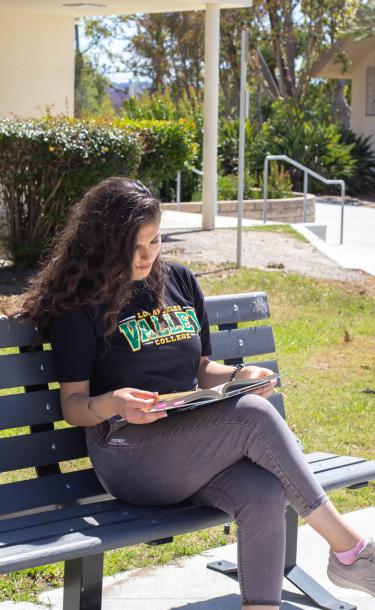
351,47,375,149
0,11,75,118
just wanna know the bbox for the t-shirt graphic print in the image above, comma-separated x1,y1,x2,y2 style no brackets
118,305,201,352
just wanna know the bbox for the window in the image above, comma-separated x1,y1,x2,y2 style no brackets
366,66,375,116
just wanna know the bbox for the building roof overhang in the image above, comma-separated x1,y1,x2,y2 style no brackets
313,36,375,80
0,0,251,15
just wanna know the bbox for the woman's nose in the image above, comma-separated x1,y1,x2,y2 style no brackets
140,248,151,261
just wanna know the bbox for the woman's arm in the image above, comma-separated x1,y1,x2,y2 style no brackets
59,380,167,427
197,357,276,398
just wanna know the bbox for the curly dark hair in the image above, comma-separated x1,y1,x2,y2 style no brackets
21,176,165,339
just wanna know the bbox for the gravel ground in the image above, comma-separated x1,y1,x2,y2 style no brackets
0,227,373,305
161,228,369,283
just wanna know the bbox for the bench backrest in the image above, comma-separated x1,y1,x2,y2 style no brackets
0,292,283,519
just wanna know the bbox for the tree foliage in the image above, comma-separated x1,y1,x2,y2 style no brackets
79,1,360,118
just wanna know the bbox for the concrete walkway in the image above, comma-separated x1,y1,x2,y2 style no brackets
1,507,372,610
160,201,375,276
295,203,375,276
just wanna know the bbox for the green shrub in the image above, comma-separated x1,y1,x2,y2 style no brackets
121,89,203,201
217,174,256,200
248,100,356,194
192,167,293,202
340,130,375,196
0,117,141,267
121,87,202,123
218,119,257,176
0,115,199,266
259,163,294,199
113,118,198,191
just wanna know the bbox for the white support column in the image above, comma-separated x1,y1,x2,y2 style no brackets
202,3,220,230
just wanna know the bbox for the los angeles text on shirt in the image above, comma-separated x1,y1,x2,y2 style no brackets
118,304,201,352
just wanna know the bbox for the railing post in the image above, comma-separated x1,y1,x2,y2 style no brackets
340,182,345,245
263,157,269,223
236,29,249,268
176,171,181,209
303,171,308,223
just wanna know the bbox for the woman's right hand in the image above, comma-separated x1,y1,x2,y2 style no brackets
111,387,167,424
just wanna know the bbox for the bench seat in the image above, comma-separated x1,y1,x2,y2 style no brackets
1,452,374,575
1,292,374,610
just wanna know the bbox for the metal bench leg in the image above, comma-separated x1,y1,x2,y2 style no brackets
284,506,356,610
63,553,104,610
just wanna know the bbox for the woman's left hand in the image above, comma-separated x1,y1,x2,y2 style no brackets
235,365,277,398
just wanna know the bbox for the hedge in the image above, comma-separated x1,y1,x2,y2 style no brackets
0,116,197,267
114,118,198,187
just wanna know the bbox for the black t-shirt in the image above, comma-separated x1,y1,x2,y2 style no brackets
50,262,212,397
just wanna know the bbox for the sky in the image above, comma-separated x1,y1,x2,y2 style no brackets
80,17,138,84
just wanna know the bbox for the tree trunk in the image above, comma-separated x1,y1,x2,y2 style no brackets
332,79,351,130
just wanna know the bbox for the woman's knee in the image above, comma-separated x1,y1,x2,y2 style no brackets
235,393,281,427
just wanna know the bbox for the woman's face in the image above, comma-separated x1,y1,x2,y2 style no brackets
131,221,161,281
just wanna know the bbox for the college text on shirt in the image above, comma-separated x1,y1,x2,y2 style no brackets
118,305,201,352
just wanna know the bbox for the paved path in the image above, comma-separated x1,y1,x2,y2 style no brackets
160,201,375,277
295,203,375,276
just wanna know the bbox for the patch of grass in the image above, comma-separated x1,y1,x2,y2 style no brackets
1,264,374,602
240,224,308,242
198,265,375,511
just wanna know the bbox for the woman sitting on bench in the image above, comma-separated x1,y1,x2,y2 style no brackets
22,177,374,609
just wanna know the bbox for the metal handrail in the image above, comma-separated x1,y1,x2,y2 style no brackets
263,155,346,245
176,168,203,208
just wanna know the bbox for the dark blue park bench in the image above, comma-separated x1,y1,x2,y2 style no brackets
0,292,375,610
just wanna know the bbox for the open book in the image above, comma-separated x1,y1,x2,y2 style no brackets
150,373,279,414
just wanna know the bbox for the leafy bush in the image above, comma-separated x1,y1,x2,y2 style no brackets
0,116,141,267
192,167,293,202
218,119,257,176
113,118,198,191
340,130,375,196
217,174,256,200
121,87,202,123
121,89,203,201
248,100,356,193
0,116,198,266
259,163,294,199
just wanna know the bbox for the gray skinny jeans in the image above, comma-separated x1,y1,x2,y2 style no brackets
86,393,328,607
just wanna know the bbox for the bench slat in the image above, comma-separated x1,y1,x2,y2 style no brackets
0,317,40,349
0,500,199,547
206,292,269,324
210,326,275,361
266,393,285,417
304,452,337,463
309,455,366,474
0,498,182,533
315,460,375,492
2,456,373,547
0,351,56,390
1,327,275,391
0,469,107,518
0,502,229,574
0,427,86,473
3,458,375,574
0,293,269,350
0,361,280,429
0,389,61,430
